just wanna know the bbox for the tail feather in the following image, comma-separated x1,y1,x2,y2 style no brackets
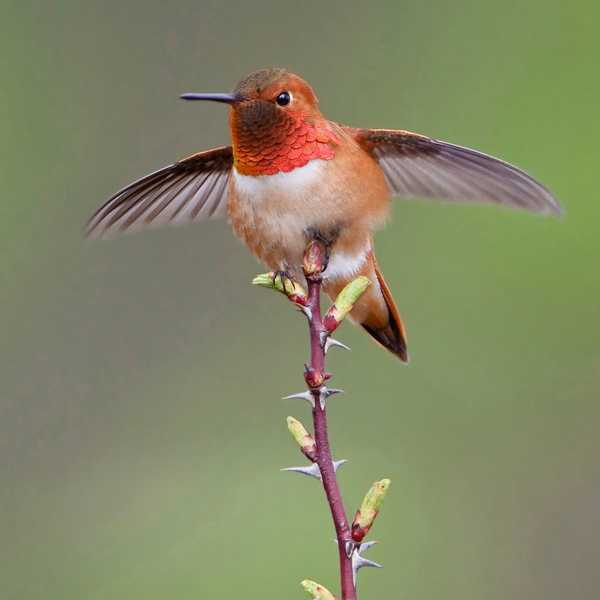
362,254,409,362
323,250,408,362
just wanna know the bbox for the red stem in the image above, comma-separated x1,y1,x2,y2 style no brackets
305,273,357,600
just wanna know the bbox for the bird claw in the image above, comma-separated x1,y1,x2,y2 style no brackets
271,269,296,292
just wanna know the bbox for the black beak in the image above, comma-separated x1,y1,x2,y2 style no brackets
179,92,240,104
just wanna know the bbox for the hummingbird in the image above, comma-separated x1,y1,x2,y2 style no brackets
86,68,561,362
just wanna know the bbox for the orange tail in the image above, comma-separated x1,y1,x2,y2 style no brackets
323,251,408,362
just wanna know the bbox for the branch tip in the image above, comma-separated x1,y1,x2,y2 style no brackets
302,240,328,278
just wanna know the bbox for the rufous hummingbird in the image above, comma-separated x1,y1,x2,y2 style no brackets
86,68,561,361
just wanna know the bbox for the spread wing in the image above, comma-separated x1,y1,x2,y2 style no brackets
86,146,233,238
351,128,561,215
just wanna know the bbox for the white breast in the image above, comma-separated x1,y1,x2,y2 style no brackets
232,159,326,199
230,158,371,281
231,160,330,249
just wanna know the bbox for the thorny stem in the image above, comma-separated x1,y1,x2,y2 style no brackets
304,249,357,600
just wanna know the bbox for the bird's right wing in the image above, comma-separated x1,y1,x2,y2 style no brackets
86,146,233,238
351,128,561,215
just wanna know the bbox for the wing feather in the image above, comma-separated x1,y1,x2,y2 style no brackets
86,146,233,238
352,128,561,215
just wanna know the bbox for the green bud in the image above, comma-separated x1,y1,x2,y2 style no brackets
323,276,371,332
301,579,337,600
252,272,307,304
287,416,317,461
351,479,391,542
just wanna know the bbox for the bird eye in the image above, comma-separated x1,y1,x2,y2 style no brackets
275,91,291,106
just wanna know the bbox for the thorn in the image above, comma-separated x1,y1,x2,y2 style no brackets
281,459,347,480
324,337,351,353
345,540,356,558
357,541,378,552
332,459,348,473
319,329,327,345
332,539,358,562
299,305,312,320
354,555,383,570
352,541,383,587
318,387,344,410
281,463,321,479
323,387,344,397
282,390,315,407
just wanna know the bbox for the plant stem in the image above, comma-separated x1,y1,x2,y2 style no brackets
304,270,357,600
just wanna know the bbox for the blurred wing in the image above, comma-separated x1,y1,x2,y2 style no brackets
352,128,561,215
86,146,233,238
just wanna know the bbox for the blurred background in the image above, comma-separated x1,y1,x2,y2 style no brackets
2,1,599,599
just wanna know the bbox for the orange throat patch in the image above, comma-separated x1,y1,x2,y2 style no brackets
230,111,340,176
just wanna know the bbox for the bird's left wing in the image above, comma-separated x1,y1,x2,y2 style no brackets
86,146,233,238
350,128,561,215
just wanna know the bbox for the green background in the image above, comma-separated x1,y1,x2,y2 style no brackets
2,1,598,599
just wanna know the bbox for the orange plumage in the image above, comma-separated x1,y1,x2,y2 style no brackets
230,96,339,175
86,67,561,361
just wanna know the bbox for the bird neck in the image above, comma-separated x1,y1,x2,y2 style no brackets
230,109,340,176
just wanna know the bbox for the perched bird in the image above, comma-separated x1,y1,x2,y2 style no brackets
86,68,561,361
